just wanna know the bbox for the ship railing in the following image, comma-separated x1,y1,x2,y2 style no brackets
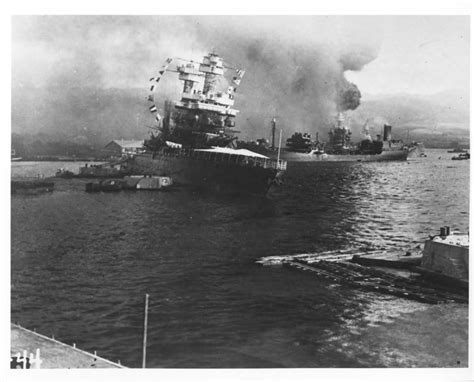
156,147,287,171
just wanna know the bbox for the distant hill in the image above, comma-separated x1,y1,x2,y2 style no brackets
11,86,470,156
349,89,469,148
12,86,152,145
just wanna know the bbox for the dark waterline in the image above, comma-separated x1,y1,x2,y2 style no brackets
11,150,469,367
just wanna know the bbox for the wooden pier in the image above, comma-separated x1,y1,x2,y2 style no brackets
258,242,468,305
284,258,468,304
11,324,125,369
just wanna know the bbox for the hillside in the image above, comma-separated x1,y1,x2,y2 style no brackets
11,86,470,156
349,89,469,148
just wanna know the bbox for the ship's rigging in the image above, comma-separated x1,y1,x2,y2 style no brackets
145,53,246,151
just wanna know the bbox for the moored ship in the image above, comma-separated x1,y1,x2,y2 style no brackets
122,53,286,195
407,142,426,158
447,147,468,153
248,114,410,162
452,152,470,160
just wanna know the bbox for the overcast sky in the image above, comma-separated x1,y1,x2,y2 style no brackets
12,15,469,96
345,16,469,95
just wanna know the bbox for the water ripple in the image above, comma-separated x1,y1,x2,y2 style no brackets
11,150,469,367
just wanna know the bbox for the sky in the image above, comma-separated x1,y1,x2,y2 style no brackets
12,16,470,96
345,16,470,95
9,15,471,141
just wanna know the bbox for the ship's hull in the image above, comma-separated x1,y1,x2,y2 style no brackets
123,152,284,195
263,149,409,162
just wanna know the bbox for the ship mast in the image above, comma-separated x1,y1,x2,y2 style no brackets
271,117,276,150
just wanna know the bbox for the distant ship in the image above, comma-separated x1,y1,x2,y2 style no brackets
407,142,426,158
447,148,468,153
122,53,286,195
11,149,22,162
245,114,410,162
452,152,470,160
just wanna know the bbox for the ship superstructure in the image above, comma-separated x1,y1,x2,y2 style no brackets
123,53,286,195
326,113,353,154
324,113,405,156
148,53,244,149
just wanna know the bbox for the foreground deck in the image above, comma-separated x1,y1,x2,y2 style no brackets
11,324,125,369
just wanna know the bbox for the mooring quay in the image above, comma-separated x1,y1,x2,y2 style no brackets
11,324,125,369
258,228,469,304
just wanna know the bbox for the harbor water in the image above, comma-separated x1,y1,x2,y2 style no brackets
11,149,469,368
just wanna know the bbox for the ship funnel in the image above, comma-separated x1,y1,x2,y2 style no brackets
383,124,392,141
336,113,345,129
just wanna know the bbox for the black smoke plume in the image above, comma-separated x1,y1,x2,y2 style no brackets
337,82,362,111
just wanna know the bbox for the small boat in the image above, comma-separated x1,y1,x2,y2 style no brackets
78,160,128,178
452,152,470,160
11,180,55,195
11,149,22,161
124,175,173,190
55,168,75,178
85,179,124,193
85,176,173,192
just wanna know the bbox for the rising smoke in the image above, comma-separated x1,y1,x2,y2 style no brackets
337,82,362,111
187,16,381,139
12,16,381,142
335,48,379,112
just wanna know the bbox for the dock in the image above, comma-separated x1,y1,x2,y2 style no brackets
11,324,125,369
257,229,469,305
284,257,467,304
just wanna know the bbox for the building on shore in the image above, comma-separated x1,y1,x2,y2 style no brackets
103,140,145,158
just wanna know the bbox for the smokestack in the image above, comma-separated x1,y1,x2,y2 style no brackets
440,226,447,237
336,113,345,129
383,124,392,141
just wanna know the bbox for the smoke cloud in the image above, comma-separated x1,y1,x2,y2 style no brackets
12,16,381,143
337,82,362,111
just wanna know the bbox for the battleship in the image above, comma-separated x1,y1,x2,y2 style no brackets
121,53,287,195
246,113,411,162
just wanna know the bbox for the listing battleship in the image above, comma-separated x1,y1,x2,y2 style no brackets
122,53,287,195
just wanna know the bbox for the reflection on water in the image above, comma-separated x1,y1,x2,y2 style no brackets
11,150,469,367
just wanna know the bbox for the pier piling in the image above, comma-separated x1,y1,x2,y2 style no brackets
142,293,149,368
